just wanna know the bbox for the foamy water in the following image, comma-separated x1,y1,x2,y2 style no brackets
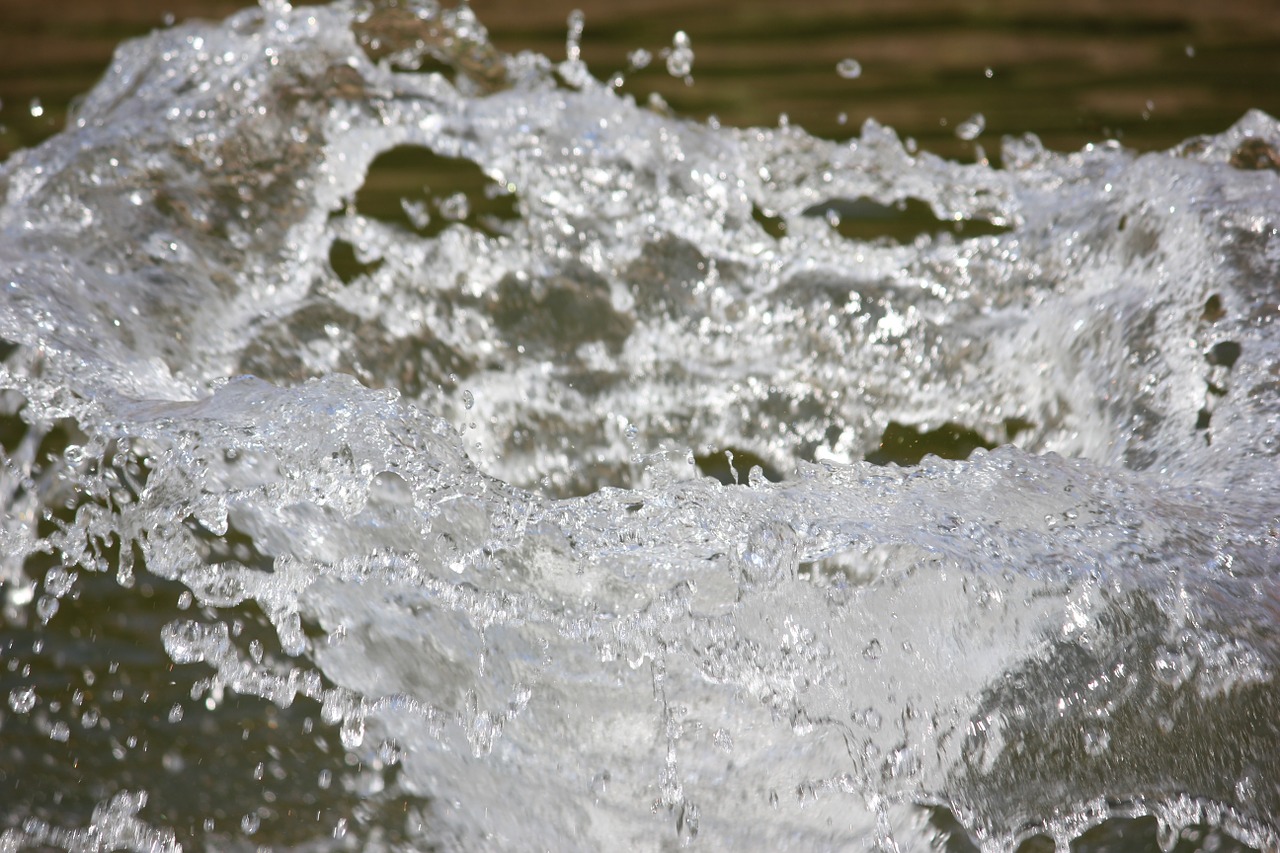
0,1,1277,849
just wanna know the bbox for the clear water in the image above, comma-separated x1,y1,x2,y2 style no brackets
0,1,1277,850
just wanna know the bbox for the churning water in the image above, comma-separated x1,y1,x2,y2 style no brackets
0,1,1278,850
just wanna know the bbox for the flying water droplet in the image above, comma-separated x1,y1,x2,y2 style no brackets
9,686,36,714
836,58,862,79
956,113,986,140
665,31,694,82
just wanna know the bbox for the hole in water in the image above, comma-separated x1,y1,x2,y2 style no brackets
328,238,383,286
751,204,787,239
693,448,782,485
864,419,1030,467
1206,340,1241,369
353,146,519,239
802,197,1011,244
1201,294,1226,323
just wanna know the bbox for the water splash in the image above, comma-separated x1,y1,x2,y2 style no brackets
0,1,1277,850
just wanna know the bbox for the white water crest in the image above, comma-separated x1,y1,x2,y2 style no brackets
1,1,1278,849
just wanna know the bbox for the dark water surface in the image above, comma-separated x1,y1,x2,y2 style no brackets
4,0,1280,161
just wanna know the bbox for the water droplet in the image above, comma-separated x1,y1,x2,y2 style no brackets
377,739,403,766
956,113,985,141
36,595,59,623
462,389,475,409
9,686,36,714
49,721,70,742
28,98,43,118
665,31,694,81
836,58,862,79
240,813,260,835
565,9,585,62
862,638,882,660
317,769,333,789
167,704,184,724
340,713,365,749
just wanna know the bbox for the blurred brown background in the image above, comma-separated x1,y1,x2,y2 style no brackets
2,0,1279,161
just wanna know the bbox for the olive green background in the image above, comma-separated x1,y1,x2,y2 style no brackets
2,0,1279,163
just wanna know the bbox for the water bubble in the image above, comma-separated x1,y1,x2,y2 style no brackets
317,769,332,789
240,813,260,835
627,48,652,70
862,638,882,660
955,113,986,141
167,704,184,724
49,721,70,742
836,58,862,79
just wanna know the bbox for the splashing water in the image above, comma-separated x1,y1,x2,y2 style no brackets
0,1,1278,850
